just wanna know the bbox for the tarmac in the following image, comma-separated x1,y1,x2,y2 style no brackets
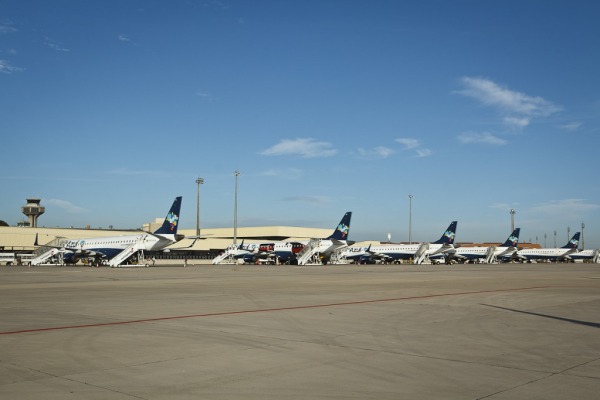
1,262,599,399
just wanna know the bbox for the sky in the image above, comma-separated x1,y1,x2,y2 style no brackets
1,0,599,248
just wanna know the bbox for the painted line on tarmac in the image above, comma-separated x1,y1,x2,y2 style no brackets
0,286,551,335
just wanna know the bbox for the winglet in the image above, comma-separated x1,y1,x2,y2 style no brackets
327,212,352,240
433,221,457,244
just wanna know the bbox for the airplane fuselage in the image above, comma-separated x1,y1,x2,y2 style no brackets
514,248,576,261
63,234,174,263
447,246,516,261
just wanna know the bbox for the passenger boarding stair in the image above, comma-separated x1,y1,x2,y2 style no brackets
413,243,430,265
30,247,62,266
211,250,236,265
296,239,322,265
484,246,497,264
593,249,600,264
108,236,148,267
31,237,68,266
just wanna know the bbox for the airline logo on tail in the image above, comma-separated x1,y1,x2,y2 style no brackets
328,212,352,240
336,223,349,239
566,233,580,249
502,228,521,247
443,229,456,244
434,221,457,244
154,196,183,236
165,212,179,232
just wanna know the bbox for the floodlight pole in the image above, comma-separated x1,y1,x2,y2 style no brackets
408,194,413,244
195,177,204,237
510,209,515,232
233,170,241,245
581,222,585,250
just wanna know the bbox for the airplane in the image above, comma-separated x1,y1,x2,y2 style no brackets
295,212,353,265
568,248,600,263
242,212,352,265
340,243,373,263
37,196,184,266
341,221,457,264
511,232,580,262
210,240,261,265
433,228,521,264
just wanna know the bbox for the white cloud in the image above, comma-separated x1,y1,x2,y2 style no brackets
458,131,507,145
530,199,600,215
503,116,530,129
459,77,562,117
118,34,131,42
395,138,420,149
45,37,70,52
415,148,432,157
0,22,17,33
261,138,337,158
46,199,86,213
560,122,582,131
457,77,562,131
0,59,23,74
195,90,213,101
357,146,395,159
395,137,432,157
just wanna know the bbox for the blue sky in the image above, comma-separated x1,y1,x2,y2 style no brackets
1,0,599,248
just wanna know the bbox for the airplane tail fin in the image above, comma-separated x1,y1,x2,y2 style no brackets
562,232,580,249
500,228,520,247
327,212,352,241
153,196,183,238
432,221,457,244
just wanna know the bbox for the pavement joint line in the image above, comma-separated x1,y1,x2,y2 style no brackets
0,285,552,336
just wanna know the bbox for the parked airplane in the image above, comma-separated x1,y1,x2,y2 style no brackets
341,221,457,264
568,248,600,263
435,228,521,264
35,196,183,266
511,232,580,262
210,240,261,265
245,212,352,265
295,212,353,265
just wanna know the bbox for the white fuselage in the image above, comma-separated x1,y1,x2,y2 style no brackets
64,233,174,260
451,246,516,260
374,243,448,260
514,247,576,261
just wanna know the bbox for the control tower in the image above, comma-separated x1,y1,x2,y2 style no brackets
22,198,45,227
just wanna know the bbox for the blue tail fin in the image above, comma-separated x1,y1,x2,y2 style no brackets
327,212,352,240
433,221,457,244
500,228,520,247
561,232,580,249
153,196,182,235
